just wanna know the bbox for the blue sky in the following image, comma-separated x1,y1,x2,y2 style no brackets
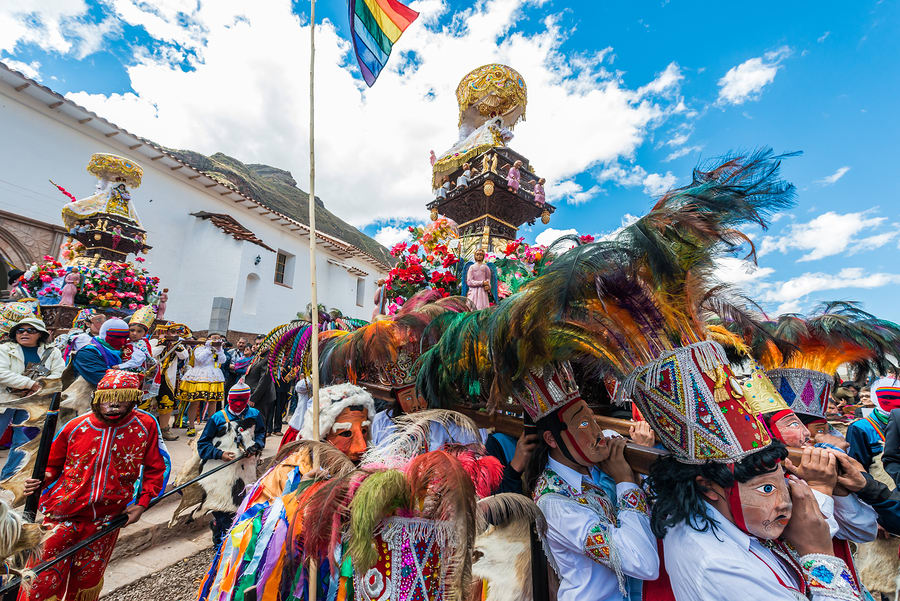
2,1,899,320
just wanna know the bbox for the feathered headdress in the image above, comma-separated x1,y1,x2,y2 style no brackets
418,151,796,462
319,290,473,389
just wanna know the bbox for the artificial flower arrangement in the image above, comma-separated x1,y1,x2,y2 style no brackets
384,218,461,312
13,255,161,312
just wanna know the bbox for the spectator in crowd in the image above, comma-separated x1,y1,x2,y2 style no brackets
0,317,64,478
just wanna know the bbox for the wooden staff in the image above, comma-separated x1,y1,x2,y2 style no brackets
307,2,320,600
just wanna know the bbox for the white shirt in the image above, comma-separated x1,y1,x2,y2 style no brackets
535,458,658,601
665,501,859,601
288,380,312,432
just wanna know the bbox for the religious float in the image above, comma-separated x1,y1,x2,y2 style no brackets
8,153,163,330
383,64,561,312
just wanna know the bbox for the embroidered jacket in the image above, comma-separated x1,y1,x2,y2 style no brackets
40,410,169,521
533,457,657,601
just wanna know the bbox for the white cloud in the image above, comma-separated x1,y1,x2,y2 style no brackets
6,0,686,228
714,257,775,286
637,62,683,97
535,227,578,248
2,58,40,80
763,268,900,305
0,2,119,57
759,210,896,262
374,225,411,249
664,145,702,162
716,46,791,106
817,31,830,43
642,171,677,196
597,164,648,187
815,166,850,186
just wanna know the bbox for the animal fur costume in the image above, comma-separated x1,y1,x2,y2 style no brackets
169,381,263,525
297,382,376,442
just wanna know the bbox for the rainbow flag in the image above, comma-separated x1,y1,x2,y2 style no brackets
349,0,419,87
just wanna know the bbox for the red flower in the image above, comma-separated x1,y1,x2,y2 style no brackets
390,242,407,256
579,234,595,244
408,244,420,254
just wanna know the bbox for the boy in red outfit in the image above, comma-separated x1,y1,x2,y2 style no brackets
20,369,169,601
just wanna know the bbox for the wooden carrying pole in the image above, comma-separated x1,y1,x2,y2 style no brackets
308,2,320,601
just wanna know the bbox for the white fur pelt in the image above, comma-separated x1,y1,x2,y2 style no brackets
0,498,43,583
472,494,546,601
169,417,257,525
854,453,900,599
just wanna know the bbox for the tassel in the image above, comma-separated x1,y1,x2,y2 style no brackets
73,578,104,601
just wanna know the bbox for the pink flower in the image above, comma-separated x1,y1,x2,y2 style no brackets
40,275,51,283
129,303,137,310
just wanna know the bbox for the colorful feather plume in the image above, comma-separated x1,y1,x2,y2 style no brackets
744,301,900,377
348,469,412,571
361,409,482,466
416,150,798,409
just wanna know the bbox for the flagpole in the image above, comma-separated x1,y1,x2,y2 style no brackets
308,1,320,600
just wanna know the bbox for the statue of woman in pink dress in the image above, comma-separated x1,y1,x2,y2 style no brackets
465,248,492,310
533,177,546,203
157,288,169,320
507,160,522,192
60,272,80,306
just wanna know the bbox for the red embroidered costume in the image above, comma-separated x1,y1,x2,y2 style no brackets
21,370,168,601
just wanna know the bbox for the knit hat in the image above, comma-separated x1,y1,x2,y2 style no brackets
871,377,900,413
228,379,252,402
100,318,130,340
94,369,144,405
299,383,375,441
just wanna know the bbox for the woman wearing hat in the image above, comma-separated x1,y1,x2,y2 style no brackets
0,316,64,479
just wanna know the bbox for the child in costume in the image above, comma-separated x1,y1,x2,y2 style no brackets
71,318,130,386
114,305,155,373
20,370,170,601
192,380,265,547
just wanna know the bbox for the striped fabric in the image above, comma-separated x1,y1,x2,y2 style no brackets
349,0,419,86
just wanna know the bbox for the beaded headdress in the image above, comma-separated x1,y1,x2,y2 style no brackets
622,341,771,464
129,305,156,330
765,368,832,421
511,361,581,422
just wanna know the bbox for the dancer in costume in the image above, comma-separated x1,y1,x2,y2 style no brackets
20,370,170,601
71,318,130,387
524,362,658,601
847,377,900,471
115,305,155,372
172,380,265,547
178,335,226,436
54,308,106,362
146,323,191,441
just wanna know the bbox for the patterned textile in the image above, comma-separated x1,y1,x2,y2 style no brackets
737,362,791,416
354,517,456,601
40,411,168,521
800,553,862,601
766,368,833,420
19,518,120,601
511,361,581,422
622,341,771,464
177,380,225,403
533,466,647,596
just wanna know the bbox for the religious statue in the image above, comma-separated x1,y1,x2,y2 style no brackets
507,160,522,192
534,177,546,204
157,288,169,320
429,150,436,166
435,178,451,200
456,163,472,188
462,248,496,310
111,225,123,249
59,272,80,306
481,152,492,174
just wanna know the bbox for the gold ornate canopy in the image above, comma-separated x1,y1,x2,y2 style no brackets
87,153,143,188
456,64,527,130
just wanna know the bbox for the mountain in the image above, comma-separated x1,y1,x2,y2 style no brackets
167,149,394,266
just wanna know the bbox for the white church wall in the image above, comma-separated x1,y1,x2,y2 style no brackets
0,73,388,332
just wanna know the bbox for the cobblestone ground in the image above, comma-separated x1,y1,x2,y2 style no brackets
103,547,215,601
